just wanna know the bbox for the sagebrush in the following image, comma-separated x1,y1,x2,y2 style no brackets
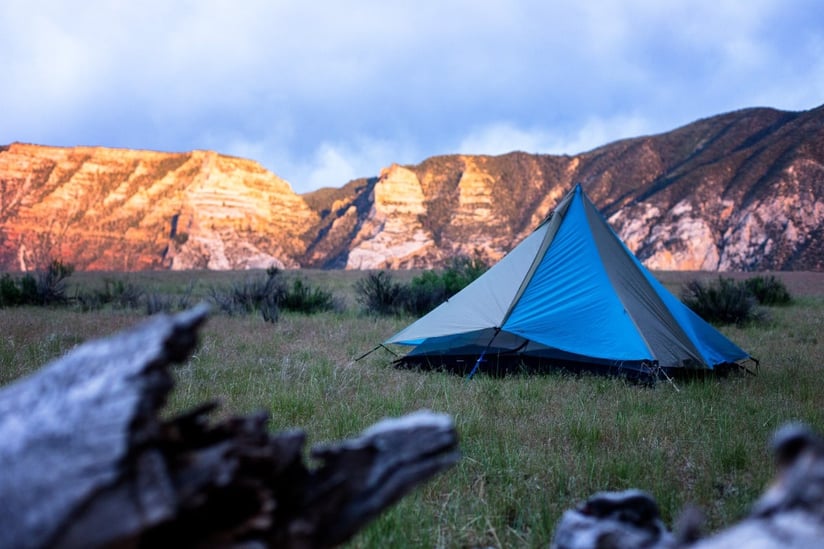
357,255,488,316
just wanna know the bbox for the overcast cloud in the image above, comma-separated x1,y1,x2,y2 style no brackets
2,0,822,193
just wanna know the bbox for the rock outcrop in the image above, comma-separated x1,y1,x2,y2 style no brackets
344,164,435,269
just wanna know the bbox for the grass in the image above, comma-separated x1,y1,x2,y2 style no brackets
0,270,822,547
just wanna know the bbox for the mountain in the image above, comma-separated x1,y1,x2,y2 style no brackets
303,105,824,271
0,145,317,270
1,104,822,272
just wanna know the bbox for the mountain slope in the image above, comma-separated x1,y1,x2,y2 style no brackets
0,144,318,270
302,105,824,271
1,104,822,272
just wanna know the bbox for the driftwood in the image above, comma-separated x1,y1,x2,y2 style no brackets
550,489,675,549
551,422,824,549
0,304,459,548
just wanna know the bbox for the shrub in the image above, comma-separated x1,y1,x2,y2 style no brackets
398,254,489,316
280,278,338,314
441,254,488,295
400,271,449,316
355,271,404,315
145,293,175,316
144,286,194,316
0,260,75,307
744,275,792,306
233,271,284,314
111,279,146,309
75,290,105,312
0,273,22,307
19,274,38,305
355,255,489,317
681,277,762,325
34,260,75,306
76,278,145,312
208,268,284,320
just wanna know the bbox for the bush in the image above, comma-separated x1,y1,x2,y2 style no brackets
355,271,404,315
400,271,449,316
108,279,146,309
281,278,338,314
34,260,75,305
145,293,175,316
681,277,762,325
232,270,285,314
19,274,38,305
356,255,489,317
0,260,75,307
208,268,284,321
76,278,145,312
441,254,488,295
744,275,792,306
144,285,194,316
398,254,489,316
0,273,22,307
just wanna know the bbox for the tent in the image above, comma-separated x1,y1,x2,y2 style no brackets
385,184,754,380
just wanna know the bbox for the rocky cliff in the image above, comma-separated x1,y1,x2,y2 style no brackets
304,105,824,271
0,144,317,271
1,104,823,272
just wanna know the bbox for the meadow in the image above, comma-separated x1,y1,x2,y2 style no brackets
1,269,822,548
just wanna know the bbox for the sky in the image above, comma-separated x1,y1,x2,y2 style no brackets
2,1,822,194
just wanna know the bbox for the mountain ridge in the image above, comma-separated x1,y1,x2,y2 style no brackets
1,104,822,271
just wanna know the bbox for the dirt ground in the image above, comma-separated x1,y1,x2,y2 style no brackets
654,271,824,298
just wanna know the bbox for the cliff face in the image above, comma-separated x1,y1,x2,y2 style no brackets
595,106,824,271
303,105,824,271
1,104,823,272
0,144,317,271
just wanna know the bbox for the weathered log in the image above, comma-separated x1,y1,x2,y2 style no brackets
550,489,674,549
0,305,459,548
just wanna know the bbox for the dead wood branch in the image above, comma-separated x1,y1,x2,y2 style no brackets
0,304,459,548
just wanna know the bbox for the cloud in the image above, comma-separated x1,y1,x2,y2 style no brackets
456,115,655,157
220,134,421,193
296,139,422,193
2,0,822,191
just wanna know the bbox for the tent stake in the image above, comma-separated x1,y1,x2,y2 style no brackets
657,366,680,392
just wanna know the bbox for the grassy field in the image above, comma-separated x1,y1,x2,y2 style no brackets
1,269,823,547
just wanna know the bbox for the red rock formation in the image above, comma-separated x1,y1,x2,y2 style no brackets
0,144,317,271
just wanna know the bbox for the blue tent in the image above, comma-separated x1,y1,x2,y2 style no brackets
386,184,754,379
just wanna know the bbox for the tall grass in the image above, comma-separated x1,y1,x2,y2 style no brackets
0,271,822,547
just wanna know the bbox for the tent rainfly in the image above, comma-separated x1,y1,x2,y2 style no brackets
385,184,755,380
